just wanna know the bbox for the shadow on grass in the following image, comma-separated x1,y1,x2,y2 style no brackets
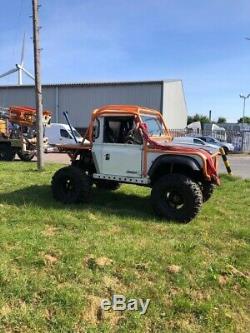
13,158,36,163
0,185,162,222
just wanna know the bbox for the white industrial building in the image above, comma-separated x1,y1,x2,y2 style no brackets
0,80,188,130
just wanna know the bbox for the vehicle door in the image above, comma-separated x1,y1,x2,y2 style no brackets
92,116,143,177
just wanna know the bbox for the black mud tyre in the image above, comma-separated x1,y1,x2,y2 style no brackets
17,151,36,161
201,182,216,202
151,174,203,223
51,166,92,204
0,144,16,161
95,179,120,191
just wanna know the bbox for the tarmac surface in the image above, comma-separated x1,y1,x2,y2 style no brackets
218,154,250,179
30,153,250,179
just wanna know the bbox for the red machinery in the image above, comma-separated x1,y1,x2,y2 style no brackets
0,105,52,161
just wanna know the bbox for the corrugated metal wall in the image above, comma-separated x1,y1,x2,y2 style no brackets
57,83,163,126
0,80,188,129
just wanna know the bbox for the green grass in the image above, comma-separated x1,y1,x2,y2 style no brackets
0,162,249,333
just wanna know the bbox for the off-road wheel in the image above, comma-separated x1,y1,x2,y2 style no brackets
201,181,216,202
0,144,16,161
51,166,92,204
95,180,120,191
17,151,35,161
151,174,203,223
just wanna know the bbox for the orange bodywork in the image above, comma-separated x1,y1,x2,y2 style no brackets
85,104,172,143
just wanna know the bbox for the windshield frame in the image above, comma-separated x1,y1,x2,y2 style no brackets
139,112,171,139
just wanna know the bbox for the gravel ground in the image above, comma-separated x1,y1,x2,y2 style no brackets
27,153,250,179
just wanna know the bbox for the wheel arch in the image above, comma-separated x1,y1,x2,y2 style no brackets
148,155,203,184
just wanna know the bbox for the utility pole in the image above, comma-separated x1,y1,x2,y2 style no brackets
239,93,250,126
32,0,44,170
239,93,250,152
209,110,212,122
242,98,245,126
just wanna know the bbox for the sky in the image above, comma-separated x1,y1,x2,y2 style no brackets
0,0,250,122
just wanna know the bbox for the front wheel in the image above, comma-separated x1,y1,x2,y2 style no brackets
151,174,203,223
51,166,92,204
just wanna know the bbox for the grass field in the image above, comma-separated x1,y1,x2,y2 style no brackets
0,162,249,332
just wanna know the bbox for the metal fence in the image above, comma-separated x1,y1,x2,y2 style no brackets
76,126,250,153
169,128,250,153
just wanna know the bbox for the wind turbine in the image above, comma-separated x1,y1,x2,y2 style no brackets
0,34,35,85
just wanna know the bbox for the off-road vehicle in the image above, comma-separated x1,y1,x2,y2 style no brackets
51,105,220,222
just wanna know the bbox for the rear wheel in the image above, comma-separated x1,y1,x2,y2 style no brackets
0,144,16,161
51,166,92,204
151,174,203,223
201,181,216,202
95,180,120,191
17,151,35,161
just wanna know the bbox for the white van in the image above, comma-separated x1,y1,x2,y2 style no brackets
45,123,83,145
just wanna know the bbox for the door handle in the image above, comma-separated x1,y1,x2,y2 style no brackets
105,153,110,160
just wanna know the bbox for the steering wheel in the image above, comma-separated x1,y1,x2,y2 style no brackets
124,129,143,144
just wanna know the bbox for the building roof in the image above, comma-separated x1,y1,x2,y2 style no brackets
0,79,181,89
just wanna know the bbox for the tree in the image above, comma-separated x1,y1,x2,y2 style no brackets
187,116,194,125
237,117,250,124
217,117,227,124
187,114,211,125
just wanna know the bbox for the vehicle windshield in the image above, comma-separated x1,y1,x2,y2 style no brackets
194,138,205,145
141,115,165,136
202,137,219,144
73,129,82,138
208,137,217,142
213,138,222,143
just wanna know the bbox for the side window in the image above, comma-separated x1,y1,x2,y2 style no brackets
194,138,204,145
93,119,100,140
207,138,214,143
60,129,72,139
103,117,139,144
103,118,120,143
